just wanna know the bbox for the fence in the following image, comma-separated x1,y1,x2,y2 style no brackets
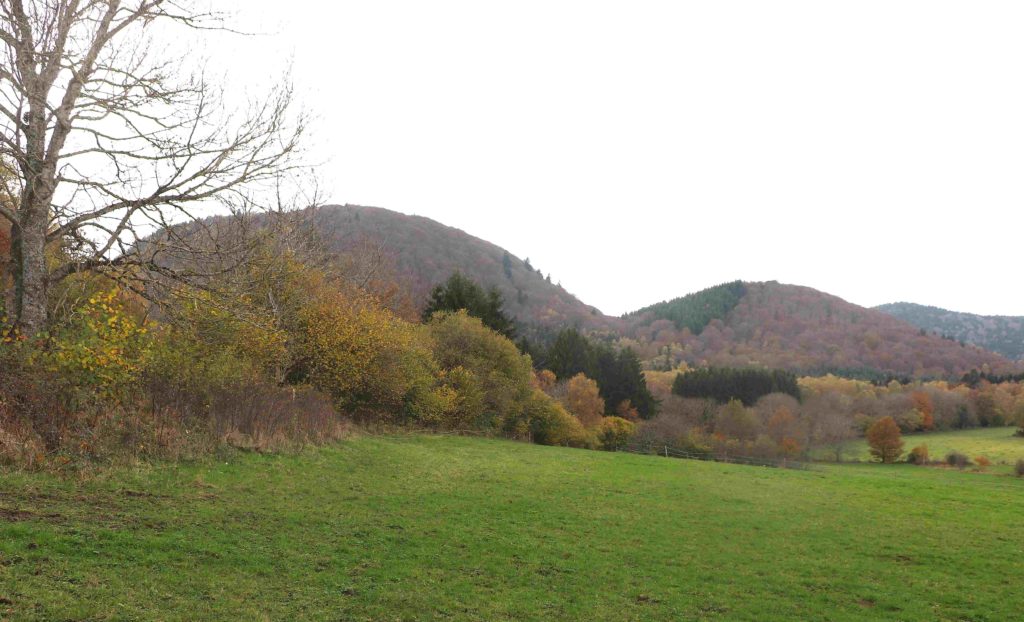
619,442,813,470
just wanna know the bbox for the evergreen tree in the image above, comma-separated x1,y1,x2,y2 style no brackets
672,366,800,405
546,328,596,380
544,329,657,419
422,272,516,339
594,345,657,418
502,251,513,280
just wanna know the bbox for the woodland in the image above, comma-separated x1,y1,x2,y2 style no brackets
4,5,1024,621
0,2,1022,472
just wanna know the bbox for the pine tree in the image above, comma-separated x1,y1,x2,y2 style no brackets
422,272,516,339
502,251,513,280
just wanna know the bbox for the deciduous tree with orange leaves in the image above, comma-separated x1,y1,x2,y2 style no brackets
563,373,605,429
911,391,935,430
866,416,904,463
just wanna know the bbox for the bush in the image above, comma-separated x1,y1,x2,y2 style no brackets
946,452,971,469
528,391,593,448
426,310,535,434
632,413,693,449
28,288,152,409
1015,459,1024,477
907,444,929,465
597,416,636,451
974,455,992,468
714,399,759,441
676,429,713,458
293,284,438,423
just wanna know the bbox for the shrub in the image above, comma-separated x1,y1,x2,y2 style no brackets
425,310,535,434
30,288,152,409
676,429,713,458
632,413,694,449
946,452,971,469
866,416,904,463
778,437,801,458
294,285,438,422
597,416,636,451
145,327,346,454
714,399,759,441
528,391,593,448
906,444,929,465
974,455,992,468
1015,459,1024,477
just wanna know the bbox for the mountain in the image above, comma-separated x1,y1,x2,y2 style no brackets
311,204,616,333
620,281,1016,379
875,302,1024,362
222,205,1015,379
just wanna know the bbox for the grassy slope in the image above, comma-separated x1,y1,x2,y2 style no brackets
832,426,1024,464
2,436,1024,621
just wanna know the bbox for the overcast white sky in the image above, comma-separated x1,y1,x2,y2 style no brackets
211,1,1024,317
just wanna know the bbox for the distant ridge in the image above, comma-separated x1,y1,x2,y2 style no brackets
228,205,1018,379
875,302,1024,361
620,281,1016,379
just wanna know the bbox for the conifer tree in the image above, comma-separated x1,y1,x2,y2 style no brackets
422,273,515,339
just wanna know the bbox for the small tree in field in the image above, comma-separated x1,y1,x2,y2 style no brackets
866,416,904,463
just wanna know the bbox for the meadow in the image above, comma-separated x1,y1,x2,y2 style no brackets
2,435,1023,621
831,426,1024,465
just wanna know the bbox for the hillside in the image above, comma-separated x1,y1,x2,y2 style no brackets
875,302,1024,361
311,204,615,333
4,435,1024,621
228,208,1015,378
622,281,1015,379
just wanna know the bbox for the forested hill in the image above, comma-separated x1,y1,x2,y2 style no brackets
311,204,617,332
239,206,1015,379
620,281,1016,379
875,302,1024,362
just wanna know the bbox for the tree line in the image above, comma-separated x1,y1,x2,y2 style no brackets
671,366,800,406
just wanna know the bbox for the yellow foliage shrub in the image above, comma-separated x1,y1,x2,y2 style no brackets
598,416,636,451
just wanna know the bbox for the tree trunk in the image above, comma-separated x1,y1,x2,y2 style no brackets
15,207,48,335
3,224,19,322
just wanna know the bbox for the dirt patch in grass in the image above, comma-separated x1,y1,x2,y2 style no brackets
0,507,63,523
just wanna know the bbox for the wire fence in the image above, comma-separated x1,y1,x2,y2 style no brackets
619,442,814,470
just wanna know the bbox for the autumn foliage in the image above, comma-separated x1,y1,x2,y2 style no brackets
597,417,636,451
907,444,930,465
866,416,904,463
561,374,605,429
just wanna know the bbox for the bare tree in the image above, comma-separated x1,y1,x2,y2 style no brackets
0,1,308,333
811,409,854,463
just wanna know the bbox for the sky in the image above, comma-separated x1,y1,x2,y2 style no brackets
208,1,1024,317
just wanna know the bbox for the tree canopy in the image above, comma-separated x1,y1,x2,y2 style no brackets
544,327,658,419
672,366,801,406
422,272,516,339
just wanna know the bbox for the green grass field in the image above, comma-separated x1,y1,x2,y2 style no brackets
830,426,1024,465
3,435,1024,621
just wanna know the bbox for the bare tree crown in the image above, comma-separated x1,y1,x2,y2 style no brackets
0,0,308,331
